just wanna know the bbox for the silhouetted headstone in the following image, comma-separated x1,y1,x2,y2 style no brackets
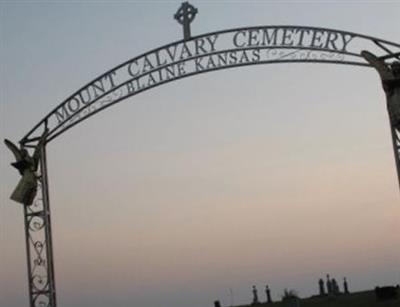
282,289,300,307
375,286,399,301
332,278,339,295
326,274,332,295
265,285,272,303
252,285,259,305
318,278,325,296
343,277,349,294
214,300,221,307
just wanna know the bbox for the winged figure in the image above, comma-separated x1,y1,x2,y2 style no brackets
361,51,400,128
4,131,47,205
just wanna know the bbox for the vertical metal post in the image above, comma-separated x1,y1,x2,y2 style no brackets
387,70,400,192
23,143,57,307
361,50,400,193
390,124,400,191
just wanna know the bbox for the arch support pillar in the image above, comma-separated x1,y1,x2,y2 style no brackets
361,51,400,191
23,143,57,307
389,101,400,192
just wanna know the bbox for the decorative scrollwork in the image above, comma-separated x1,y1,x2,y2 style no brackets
32,196,44,209
265,48,345,62
22,145,56,306
33,241,44,255
32,274,49,291
98,87,124,106
29,216,45,231
55,87,126,136
319,51,345,61
34,257,46,267
33,293,50,307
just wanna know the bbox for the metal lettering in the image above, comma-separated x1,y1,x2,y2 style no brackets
295,28,310,47
217,53,228,66
238,50,250,63
21,26,398,142
195,57,205,71
252,49,260,61
180,43,193,60
194,37,207,55
310,29,325,49
261,28,278,46
228,50,238,64
248,29,260,46
165,45,178,62
233,30,247,47
177,62,186,76
91,79,106,99
341,33,354,52
205,34,218,52
104,71,117,89
126,80,136,95
206,56,217,69
142,56,155,73
165,65,176,79
54,105,70,123
155,50,167,67
66,97,80,113
147,72,157,87
324,31,339,50
128,60,140,77
78,88,91,105
281,28,295,46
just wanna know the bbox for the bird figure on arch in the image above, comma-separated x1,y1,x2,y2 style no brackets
4,129,48,206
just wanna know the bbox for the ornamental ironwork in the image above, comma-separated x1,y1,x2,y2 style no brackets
20,25,400,146
4,3,400,307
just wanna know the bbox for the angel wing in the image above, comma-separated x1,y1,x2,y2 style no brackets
4,139,23,162
361,50,394,81
4,139,31,175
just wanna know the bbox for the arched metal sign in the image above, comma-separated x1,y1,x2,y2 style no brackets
4,3,400,307
21,25,400,145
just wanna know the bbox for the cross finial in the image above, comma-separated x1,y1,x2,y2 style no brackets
174,2,198,40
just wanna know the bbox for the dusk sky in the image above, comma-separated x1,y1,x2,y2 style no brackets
1,1,400,307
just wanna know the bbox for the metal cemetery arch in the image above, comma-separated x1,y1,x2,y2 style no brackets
5,4,400,307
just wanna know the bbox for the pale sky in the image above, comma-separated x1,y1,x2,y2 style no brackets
1,1,400,307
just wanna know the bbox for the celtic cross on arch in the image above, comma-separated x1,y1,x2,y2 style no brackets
174,1,198,40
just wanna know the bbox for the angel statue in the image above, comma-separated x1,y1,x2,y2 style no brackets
4,131,47,205
361,51,400,129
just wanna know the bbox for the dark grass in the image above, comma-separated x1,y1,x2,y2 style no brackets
235,290,400,307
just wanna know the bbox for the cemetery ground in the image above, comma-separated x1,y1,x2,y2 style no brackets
236,289,400,307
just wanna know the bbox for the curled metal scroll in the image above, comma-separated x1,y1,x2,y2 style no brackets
33,293,50,307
